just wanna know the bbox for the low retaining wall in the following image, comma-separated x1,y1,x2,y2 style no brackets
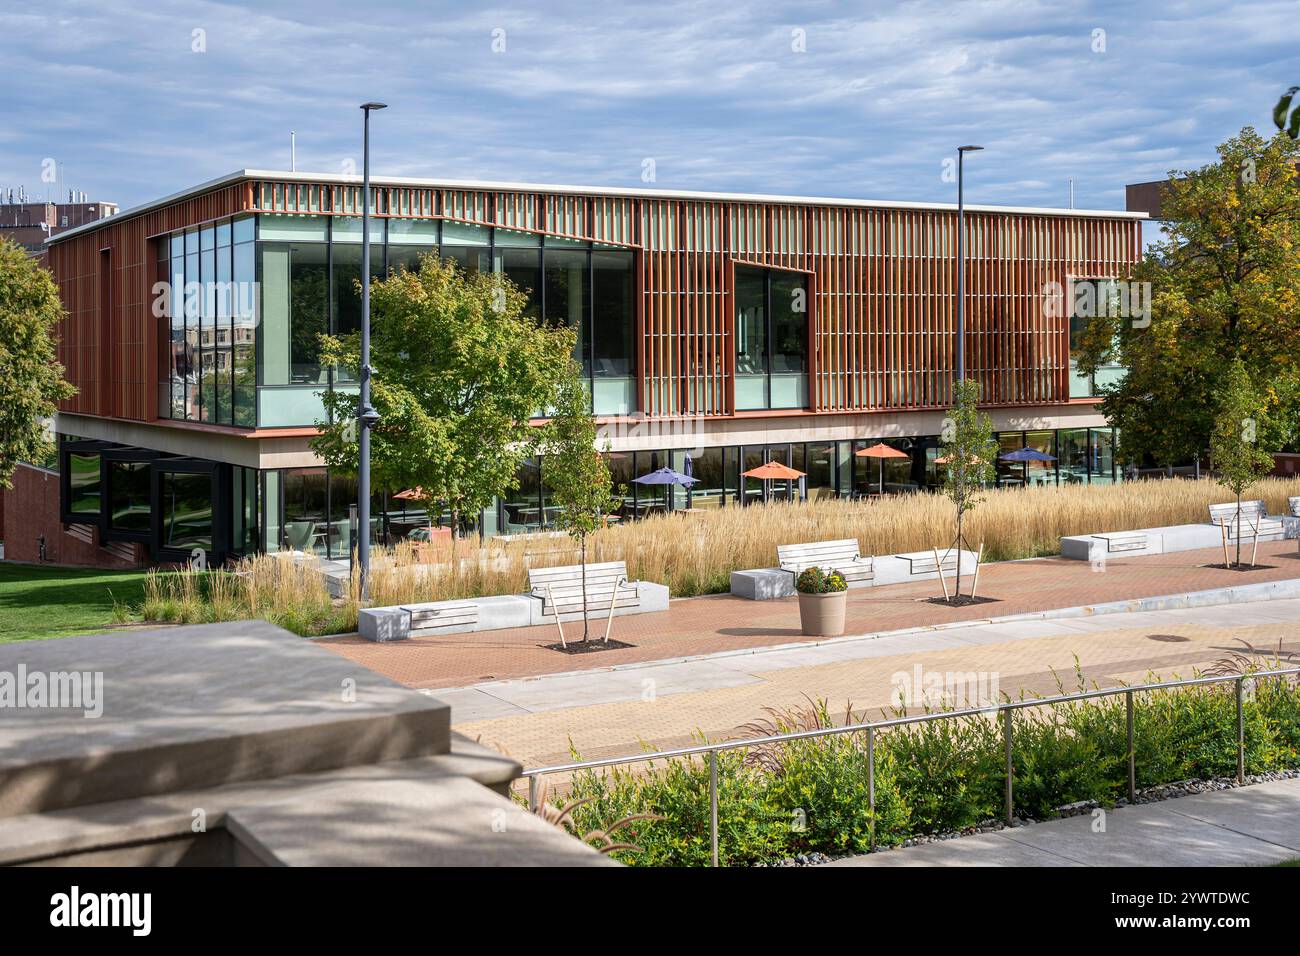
1061,518,1298,561
731,549,980,600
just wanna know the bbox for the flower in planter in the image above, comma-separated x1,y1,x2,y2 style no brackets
796,566,847,594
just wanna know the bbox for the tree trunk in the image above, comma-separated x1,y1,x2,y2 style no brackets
580,535,590,643
954,506,964,603
1235,491,1242,569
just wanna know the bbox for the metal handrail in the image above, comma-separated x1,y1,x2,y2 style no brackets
523,665,1300,866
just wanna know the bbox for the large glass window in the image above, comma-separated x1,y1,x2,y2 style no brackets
159,216,256,426
281,469,328,553
770,270,809,408
735,269,767,410
734,265,809,409
108,460,151,534
67,452,101,516
804,442,836,502
261,242,328,385
592,250,636,414
499,247,542,320
160,471,213,552
504,457,542,533
1069,278,1126,398
543,248,589,374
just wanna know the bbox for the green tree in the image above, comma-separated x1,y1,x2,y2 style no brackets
1076,127,1300,468
1209,358,1276,568
938,378,996,602
312,254,577,540
1275,87,1299,139
542,370,623,642
0,238,76,488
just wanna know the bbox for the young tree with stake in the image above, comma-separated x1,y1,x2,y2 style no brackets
542,371,623,643
938,378,996,602
1210,358,1276,568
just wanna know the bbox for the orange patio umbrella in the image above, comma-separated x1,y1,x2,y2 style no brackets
740,461,806,481
741,460,806,501
855,442,910,496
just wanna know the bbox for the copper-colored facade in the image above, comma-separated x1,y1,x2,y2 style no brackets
47,172,1141,430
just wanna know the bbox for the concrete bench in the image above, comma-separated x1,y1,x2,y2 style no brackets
730,568,797,600
1208,501,1285,542
359,594,535,642
1093,531,1148,553
528,561,641,647
777,538,874,585
407,601,479,634
895,549,964,576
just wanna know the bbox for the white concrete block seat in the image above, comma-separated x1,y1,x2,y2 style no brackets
776,538,875,586
1208,500,1286,542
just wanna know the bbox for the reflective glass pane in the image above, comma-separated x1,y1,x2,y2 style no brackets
108,460,151,533
161,471,213,552
68,453,101,514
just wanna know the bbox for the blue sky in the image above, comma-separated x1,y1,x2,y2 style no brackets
1,0,1295,214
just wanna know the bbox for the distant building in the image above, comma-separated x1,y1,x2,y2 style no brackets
0,190,118,254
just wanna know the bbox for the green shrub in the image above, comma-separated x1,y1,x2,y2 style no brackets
886,714,1002,833
543,672,1300,866
1011,704,1122,817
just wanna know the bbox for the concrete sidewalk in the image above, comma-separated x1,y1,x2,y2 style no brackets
434,596,1300,722
830,778,1300,867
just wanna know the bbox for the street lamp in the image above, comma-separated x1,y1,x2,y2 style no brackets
357,101,386,602
956,144,983,383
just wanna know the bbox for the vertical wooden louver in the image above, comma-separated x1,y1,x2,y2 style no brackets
50,176,1139,426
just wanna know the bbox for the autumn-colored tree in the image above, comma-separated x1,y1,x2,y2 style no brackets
0,238,76,488
312,254,577,538
1075,127,1300,468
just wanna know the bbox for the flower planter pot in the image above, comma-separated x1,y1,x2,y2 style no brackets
797,590,847,636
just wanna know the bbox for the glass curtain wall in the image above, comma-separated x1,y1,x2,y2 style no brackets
160,216,255,425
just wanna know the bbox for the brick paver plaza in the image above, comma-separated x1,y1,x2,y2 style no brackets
319,542,1300,769
322,541,1300,689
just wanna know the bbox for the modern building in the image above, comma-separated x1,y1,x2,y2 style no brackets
24,169,1142,566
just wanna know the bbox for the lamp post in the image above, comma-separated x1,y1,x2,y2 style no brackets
956,144,983,383
357,101,386,602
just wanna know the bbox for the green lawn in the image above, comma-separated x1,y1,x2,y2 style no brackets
0,562,150,643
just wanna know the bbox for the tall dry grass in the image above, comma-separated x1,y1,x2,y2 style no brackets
350,475,1300,608
138,477,1300,635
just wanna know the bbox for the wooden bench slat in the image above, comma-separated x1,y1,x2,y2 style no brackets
528,561,637,617
777,539,875,580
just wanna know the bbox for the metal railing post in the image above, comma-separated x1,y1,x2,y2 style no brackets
528,773,539,812
1236,677,1245,785
1126,690,1136,803
1003,706,1014,825
866,727,876,851
709,750,719,867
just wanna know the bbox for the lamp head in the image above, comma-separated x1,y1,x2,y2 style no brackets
958,144,984,152
361,102,388,112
